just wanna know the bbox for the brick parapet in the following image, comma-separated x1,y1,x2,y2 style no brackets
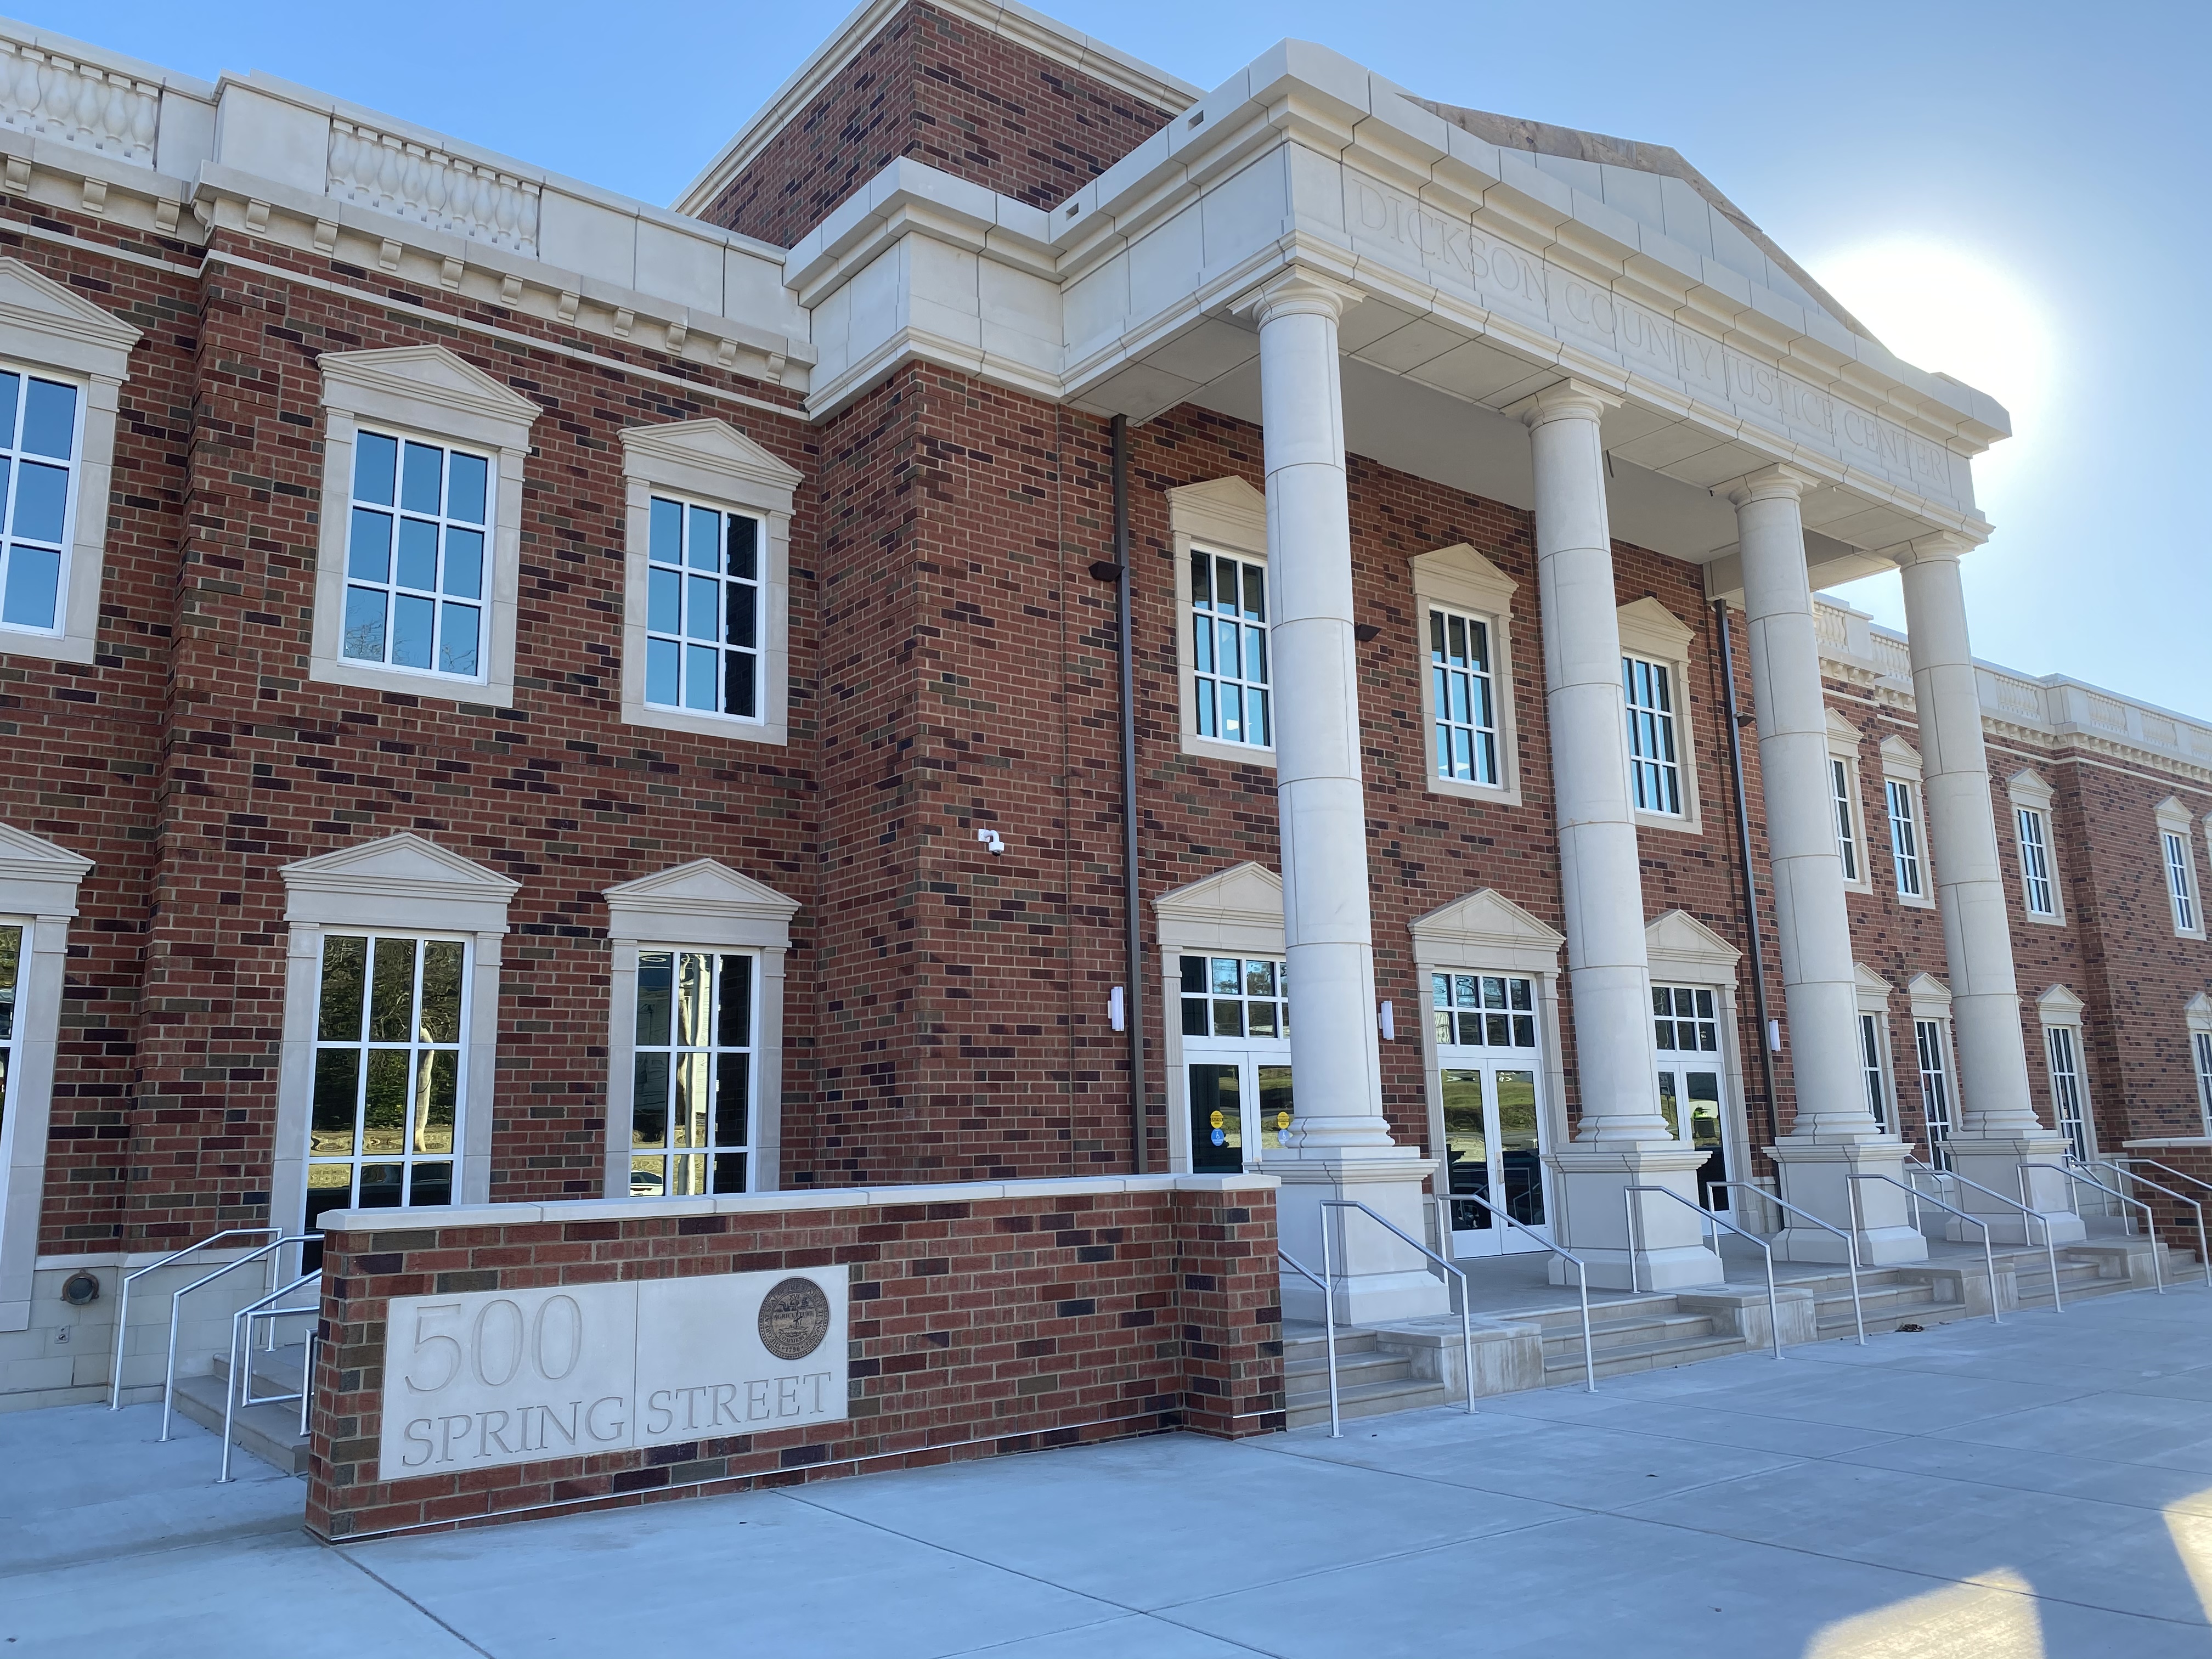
305,1177,1282,1539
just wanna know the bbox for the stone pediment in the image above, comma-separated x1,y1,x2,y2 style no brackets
1411,888,1563,974
1409,542,1516,611
318,344,543,434
2038,983,2085,1018
1855,962,1894,1003
0,256,141,376
620,417,803,496
1644,909,1739,968
1616,596,1694,654
281,832,520,916
1907,972,1951,1010
0,819,94,916
1825,708,1861,745
603,858,799,923
1880,735,1922,774
2187,991,2212,1030
1155,861,1281,929
1167,476,1266,556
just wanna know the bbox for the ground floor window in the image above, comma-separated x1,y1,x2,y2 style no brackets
1180,953,1291,1172
2195,1030,2212,1135
1915,1018,1955,1172
629,949,755,1197
2046,1024,2090,1163
0,922,18,1159
307,933,464,1232
1858,1012,1891,1131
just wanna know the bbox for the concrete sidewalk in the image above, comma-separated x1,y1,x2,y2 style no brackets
8,1285,2212,1656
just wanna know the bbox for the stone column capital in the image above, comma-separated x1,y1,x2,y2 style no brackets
1726,464,1818,509
1520,379,1620,430
1232,266,1363,329
1892,529,1981,568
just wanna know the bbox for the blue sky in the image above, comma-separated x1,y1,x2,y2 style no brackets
40,0,2209,715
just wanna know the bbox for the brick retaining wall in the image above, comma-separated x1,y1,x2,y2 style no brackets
306,1174,1279,1540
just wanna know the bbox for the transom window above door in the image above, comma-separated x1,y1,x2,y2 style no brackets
1190,551,1271,748
1654,985,1718,1053
645,496,763,721
341,431,490,680
1180,955,1288,1039
1433,973,1536,1049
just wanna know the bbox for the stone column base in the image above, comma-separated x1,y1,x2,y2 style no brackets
1265,1146,1452,1325
1948,1134,2086,1245
1543,1144,1724,1291
1768,1136,1929,1265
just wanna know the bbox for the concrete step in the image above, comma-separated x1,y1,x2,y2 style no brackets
171,1345,312,1477
1544,1310,1718,1356
1545,1328,1750,1380
1285,1348,1412,1388
1285,1372,1458,1429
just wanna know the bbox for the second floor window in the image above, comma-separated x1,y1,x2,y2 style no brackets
646,497,761,720
1888,780,1925,899
1831,758,1860,882
1429,607,1498,786
2017,807,2056,917
2165,831,2198,934
1192,551,1269,747
342,431,489,680
0,369,81,635
1622,656,1680,815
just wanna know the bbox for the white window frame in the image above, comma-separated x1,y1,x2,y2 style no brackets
1410,543,1522,806
1155,861,1294,1173
1616,597,1702,833
1168,478,1276,771
2188,995,2212,1136
2038,986,2094,1163
1824,710,1870,894
312,346,539,707
618,419,797,746
336,428,497,686
274,834,517,1234
602,859,797,1197
0,258,139,667
1645,908,1750,1212
2158,798,2202,939
2006,770,2062,924
1854,963,1895,1133
1907,974,1956,1172
0,821,92,1333
1880,738,1933,908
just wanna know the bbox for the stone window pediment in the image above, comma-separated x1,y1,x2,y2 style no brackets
1154,861,1284,956
280,831,520,936
602,857,800,951
1410,888,1564,976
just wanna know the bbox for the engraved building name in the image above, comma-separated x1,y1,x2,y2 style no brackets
376,1267,848,1476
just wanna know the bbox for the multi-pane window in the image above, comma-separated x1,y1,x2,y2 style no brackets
1181,955,1289,1039
2193,1030,2212,1133
1622,656,1681,815
1429,607,1498,786
307,934,464,1232
2165,831,2198,934
0,924,18,1150
1653,985,1718,1055
341,431,489,680
1434,973,1537,1049
1831,758,1860,882
1887,780,1926,899
0,370,81,634
2046,1025,2090,1161
1858,1012,1889,1130
1915,1018,1954,1172
630,950,754,1198
1190,551,1270,748
645,497,762,720
2017,808,2056,917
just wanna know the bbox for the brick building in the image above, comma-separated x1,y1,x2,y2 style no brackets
0,0,2204,1406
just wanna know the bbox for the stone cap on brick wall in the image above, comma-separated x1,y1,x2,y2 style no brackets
314,1172,1279,1235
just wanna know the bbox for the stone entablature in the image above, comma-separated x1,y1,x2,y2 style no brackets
1816,595,2212,786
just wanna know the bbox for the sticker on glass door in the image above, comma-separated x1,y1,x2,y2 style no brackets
1434,973,1551,1256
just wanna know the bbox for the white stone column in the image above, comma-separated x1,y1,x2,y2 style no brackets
1898,537,2081,1243
1248,270,1446,1324
1734,469,1923,1265
1527,382,1719,1290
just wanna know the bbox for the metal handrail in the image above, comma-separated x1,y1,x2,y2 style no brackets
1850,1173,2001,1324
1431,1190,1596,1394
1905,1159,2067,1312
160,1233,318,1442
109,1228,281,1409
2028,1162,2162,1295
219,1270,319,1483
1623,1184,1783,1361
2114,1158,2212,1286
1709,1182,1864,1346
1279,1248,1340,1438
1319,1200,1477,1415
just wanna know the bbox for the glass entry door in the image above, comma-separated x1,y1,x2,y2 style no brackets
1433,972,1551,1257
1180,952,1292,1173
1654,984,1731,1209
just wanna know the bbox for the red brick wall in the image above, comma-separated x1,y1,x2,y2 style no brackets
306,1177,1281,1539
697,0,1175,248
